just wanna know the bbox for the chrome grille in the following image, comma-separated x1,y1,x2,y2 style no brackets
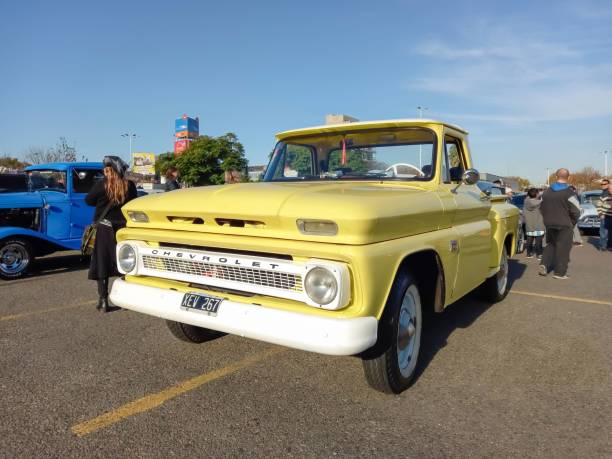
141,255,303,292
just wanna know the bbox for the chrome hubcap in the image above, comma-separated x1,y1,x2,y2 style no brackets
497,249,508,294
0,243,29,275
397,289,418,377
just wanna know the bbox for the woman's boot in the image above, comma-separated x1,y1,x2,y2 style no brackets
97,279,109,312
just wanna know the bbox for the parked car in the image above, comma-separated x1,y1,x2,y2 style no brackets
0,173,30,194
0,162,103,279
577,190,602,231
109,119,519,394
477,181,507,197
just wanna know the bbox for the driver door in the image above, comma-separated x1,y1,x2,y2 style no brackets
438,135,492,300
69,168,103,238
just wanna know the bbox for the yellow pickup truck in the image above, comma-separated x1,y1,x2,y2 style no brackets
110,119,519,394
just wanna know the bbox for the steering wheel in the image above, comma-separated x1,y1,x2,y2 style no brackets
385,163,424,177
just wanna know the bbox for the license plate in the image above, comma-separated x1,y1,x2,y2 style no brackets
181,292,222,316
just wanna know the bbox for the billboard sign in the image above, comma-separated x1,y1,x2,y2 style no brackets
174,139,191,155
132,153,156,175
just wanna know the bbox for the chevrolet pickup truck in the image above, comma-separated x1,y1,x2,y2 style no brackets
109,119,519,393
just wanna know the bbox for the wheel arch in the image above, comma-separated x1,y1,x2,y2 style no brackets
504,232,515,259
394,249,446,316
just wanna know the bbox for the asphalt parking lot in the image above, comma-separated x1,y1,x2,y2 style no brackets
1,237,611,458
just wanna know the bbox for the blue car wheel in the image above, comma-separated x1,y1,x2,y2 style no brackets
0,238,33,279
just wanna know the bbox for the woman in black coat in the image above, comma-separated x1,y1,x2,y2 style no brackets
85,156,137,312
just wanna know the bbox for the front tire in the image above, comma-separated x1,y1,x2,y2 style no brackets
479,245,510,302
362,270,423,394
166,320,224,343
0,238,33,279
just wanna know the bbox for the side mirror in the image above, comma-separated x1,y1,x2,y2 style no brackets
78,171,87,180
462,168,480,185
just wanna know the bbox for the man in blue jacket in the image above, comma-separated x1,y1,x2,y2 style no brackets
538,168,581,279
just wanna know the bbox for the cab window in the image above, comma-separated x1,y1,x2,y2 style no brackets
443,137,467,183
72,169,103,193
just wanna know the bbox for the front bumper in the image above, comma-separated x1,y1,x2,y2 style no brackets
109,279,378,356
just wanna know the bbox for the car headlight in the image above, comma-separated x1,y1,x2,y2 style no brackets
304,266,338,305
128,211,149,223
118,244,137,273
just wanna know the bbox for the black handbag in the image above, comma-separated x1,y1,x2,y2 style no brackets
81,201,113,256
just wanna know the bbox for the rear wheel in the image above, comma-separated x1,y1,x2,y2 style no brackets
362,270,422,394
166,320,224,343
0,238,33,279
480,246,509,302
516,225,526,254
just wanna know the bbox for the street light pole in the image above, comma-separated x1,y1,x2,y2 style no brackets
416,106,428,168
604,150,608,177
546,168,550,187
121,133,137,162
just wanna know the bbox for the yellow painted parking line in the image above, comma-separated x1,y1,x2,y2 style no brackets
511,290,612,306
71,347,283,437
0,300,97,322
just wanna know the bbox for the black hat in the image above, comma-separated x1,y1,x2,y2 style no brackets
103,156,129,178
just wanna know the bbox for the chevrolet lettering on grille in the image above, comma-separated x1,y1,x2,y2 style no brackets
150,249,282,270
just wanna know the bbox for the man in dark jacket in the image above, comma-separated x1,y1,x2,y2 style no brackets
538,168,581,279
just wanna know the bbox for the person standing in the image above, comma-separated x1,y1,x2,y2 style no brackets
569,186,583,246
596,179,611,251
86,156,137,312
538,168,581,279
164,166,180,191
523,188,545,259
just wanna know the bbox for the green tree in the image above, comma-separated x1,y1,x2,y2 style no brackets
174,133,248,186
155,152,175,177
0,155,29,170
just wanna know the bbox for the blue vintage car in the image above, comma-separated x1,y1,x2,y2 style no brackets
0,162,104,279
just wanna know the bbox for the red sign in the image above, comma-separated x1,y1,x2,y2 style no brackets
174,139,191,155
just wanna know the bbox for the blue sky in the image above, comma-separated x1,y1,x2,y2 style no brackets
1,0,611,184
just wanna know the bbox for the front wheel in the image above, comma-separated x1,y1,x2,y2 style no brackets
479,246,510,302
362,271,423,394
166,320,224,343
0,238,33,279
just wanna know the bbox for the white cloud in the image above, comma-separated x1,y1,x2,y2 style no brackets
408,22,612,123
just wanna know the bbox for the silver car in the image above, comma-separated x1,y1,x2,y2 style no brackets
577,190,603,230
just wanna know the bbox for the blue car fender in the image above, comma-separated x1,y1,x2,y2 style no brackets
0,227,77,252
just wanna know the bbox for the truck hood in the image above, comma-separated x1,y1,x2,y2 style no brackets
0,192,44,210
123,182,445,245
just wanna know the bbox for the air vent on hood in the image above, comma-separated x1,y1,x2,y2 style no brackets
167,216,204,224
215,218,265,228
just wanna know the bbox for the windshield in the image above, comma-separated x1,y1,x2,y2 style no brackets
263,128,436,182
581,192,601,204
28,170,67,192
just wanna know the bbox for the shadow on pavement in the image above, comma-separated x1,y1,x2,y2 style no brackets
28,253,89,279
414,258,527,384
585,235,609,250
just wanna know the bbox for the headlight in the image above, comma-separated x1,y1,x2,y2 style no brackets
128,211,149,223
118,244,137,273
304,266,338,305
